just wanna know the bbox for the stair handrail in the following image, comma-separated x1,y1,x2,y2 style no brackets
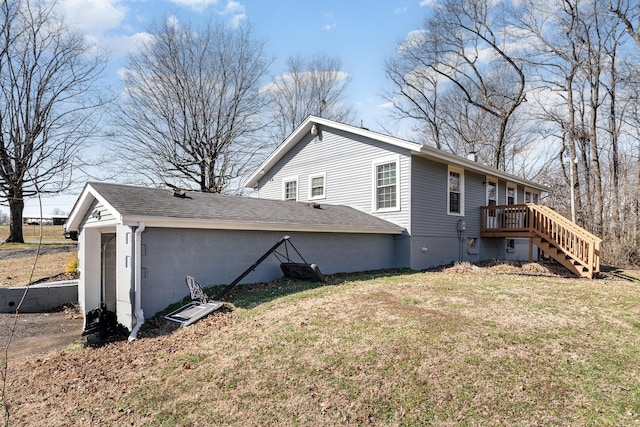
528,204,602,244
527,204,601,277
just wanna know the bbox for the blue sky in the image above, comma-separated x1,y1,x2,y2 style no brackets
21,0,434,216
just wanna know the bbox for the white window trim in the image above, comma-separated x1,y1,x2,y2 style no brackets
524,187,539,204
308,173,326,200
447,165,465,216
506,182,517,205
485,176,498,206
372,155,400,213
282,175,299,201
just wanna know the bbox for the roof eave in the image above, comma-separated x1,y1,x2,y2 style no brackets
65,183,123,231
120,215,405,235
414,148,550,192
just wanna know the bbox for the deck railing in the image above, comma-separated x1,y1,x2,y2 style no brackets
480,204,602,278
480,204,530,233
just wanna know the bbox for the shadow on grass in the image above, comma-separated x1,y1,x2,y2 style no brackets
151,268,413,325
218,268,413,309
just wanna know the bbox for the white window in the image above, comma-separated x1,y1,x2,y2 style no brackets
282,176,298,201
448,166,464,215
506,183,517,205
373,156,400,212
308,173,326,200
524,188,539,204
486,177,497,206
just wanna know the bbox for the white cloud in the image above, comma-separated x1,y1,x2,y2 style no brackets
222,0,243,14
219,1,246,28
322,13,336,31
56,0,127,34
229,13,247,28
398,29,428,52
379,100,395,110
168,0,219,12
394,7,407,14
262,70,349,94
103,32,154,58
167,15,180,29
419,0,437,6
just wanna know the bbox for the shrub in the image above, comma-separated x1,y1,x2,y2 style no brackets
65,256,78,274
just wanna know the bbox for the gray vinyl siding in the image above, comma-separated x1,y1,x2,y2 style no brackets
138,228,397,317
411,157,467,237
257,128,412,230
408,157,513,270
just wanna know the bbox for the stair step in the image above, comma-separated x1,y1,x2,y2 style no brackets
514,206,599,278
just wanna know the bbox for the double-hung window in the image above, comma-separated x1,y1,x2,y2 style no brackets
373,156,399,212
448,166,464,215
506,183,516,205
524,188,539,204
486,178,497,206
486,177,497,218
309,173,326,199
283,176,298,201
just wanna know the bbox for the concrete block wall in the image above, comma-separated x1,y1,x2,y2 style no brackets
0,281,78,313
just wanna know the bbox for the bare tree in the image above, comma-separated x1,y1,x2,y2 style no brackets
509,0,590,224
384,0,526,170
265,53,355,144
609,0,640,46
0,0,107,243
114,17,271,194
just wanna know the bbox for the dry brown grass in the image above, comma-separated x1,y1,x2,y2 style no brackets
5,269,640,426
0,251,76,287
0,225,68,243
0,225,76,286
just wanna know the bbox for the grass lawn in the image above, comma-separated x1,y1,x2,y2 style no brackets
0,224,69,244
9,267,638,426
0,251,76,287
0,225,77,286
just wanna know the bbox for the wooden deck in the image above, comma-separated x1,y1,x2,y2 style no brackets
480,204,602,278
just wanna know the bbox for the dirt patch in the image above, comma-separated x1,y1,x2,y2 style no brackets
0,306,83,361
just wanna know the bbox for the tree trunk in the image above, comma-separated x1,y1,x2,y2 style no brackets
7,195,24,243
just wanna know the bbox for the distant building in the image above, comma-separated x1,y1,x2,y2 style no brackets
22,214,68,226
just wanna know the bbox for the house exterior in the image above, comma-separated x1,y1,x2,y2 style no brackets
245,116,548,270
65,182,403,337
68,117,588,337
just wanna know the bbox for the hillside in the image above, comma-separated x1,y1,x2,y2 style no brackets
4,266,640,426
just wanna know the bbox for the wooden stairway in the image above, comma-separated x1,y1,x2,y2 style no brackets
481,204,602,278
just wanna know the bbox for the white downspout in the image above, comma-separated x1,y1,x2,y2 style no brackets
128,222,146,341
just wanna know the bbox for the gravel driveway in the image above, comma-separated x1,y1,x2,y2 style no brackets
0,309,83,360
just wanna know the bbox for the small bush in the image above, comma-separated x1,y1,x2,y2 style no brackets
65,256,78,274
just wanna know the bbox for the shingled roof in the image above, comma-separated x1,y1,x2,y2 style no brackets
66,182,404,235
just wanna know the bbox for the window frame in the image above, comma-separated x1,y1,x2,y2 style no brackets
506,183,517,205
282,176,299,201
524,187,539,204
486,176,498,207
447,165,465,216
308,173,326,200
372,155,400,213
